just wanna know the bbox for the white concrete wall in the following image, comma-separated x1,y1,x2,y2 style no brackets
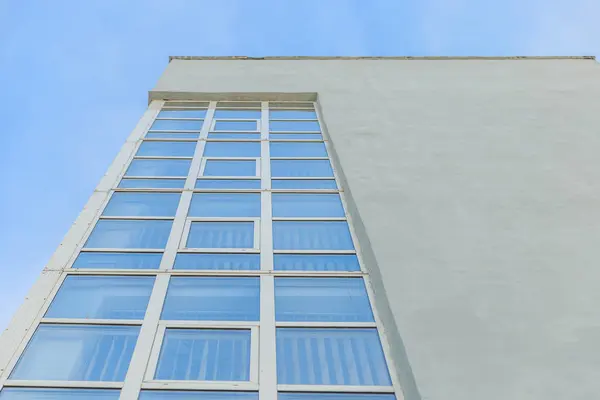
154,58,600,400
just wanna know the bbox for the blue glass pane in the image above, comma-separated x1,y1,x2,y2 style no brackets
146,132,200,139
158,110,206,118
214,110,261,119
174,253,260,270
136,141,196,157
274,254,360,271
273,221,354,250
270,133,323,140
45,276,155,320
214,121,257,131
279,394,396,400
189,193,260,217
73,252,162,269
204,160,256,177
140,391,258,400
275,278,374,322
270,110,317,119
270,142,327,157
270,121,320,132
103,193,180,217
126,159,191,177
119,179,186,189
85,220,172,249
272,194,344,217
271,160,333,177
151,120,202,131
276,328,391,386
10,324,139,381
186,222,254,249
195,179,261,189
272,179,337,190
203,142,261,157
155,329,251,381
208,133,260,139
0,388,121,399
162,277,260,321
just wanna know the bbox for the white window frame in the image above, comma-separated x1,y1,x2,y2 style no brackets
180,218,261,252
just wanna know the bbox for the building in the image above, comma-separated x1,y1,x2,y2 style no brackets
1,56,599,400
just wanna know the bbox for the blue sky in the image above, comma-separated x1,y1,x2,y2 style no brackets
0,0,598,331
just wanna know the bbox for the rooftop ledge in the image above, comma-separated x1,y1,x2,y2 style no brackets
170,55,595,61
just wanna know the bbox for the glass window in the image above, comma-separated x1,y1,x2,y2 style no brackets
146,132,200,139
270,110,317,119
174,253,260,270
84,220,172,249
189,193,260,217
204,160,256,177
214,110,261,119
165,101,209,108
136,141,196,157
271,160,333,177
270,121,320,132
103,193,180,217
125,159,191,177
208,133,260,140
45,276,155,320
270,133,323,140
274,254,360,271
218,101,261,108
214,121,257,131
275,278,373,322
186,222,255,249
270,102,313,108
150,120,202,131
279,394,395,400
72,252,163,269
0,388,121,399
203,142,261,157
162,277,260,321
10,324,139,381
140,391,258,400
155,329,251,381
276,328,391,386
272,194,344,217
270,142,327,157
158,110,206,119
195,179,261,189
119,178,186,189
272,179,337,190
273,221,354,250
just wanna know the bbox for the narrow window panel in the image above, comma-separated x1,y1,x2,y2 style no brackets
150,120,202,131
84,220,172,249
270,102,313,108
174,253,260,270
272,194,344,217
270,142,327,157
102,192,180,217
165,101,209,108
273,221,354,250
208,133,261,139
0,388,121,399
189,193,260,217
270,121,320,132
274,254,360,271
125,159,191,177
275,278,374,322
217,101,261,108
276,328,392,386
203,142,261,157
186,222,254,249
214,120,257,131
155,329,251,381
119,178,186,189
158,109,206,119
72,252,163,270
279,394,396,400
146,132,200,139
214,109,261,119
270,110,317,119
271,160,333,177
204,160,256,177
162,277,260,321
140,391,258,400
272,179,337,190
10,324,139,381
136,141,196,157
195,179,261,189
269,133,323,140
45,276,155,320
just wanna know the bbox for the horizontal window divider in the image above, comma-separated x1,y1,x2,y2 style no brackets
176,248,260,254
196,177,261,180
203,157,261,161
277,385,395,393
167,270,264,276
192,189,263,193
272,217,348,222
270,189,342,193
79,248,165,253
270,177,337,181
148,130,202,133
269,131,322,134
268,271,366,277
213,118,260,122
3,380,125,389
158,320,259,328
124,175,189,180
65,269,164,275
270,157,330,160
269,119,319,122
141,381,259,391
155,117,204,121
133,156,194,160
114,188,184,193
61,269,367,278
268,139,327,142
275,321,378,328
99,216,175,221
205,139,262,142
39,318,144,326
272,249,357,255
187,217,260,222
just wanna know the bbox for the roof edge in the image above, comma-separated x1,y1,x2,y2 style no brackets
169,55,595,62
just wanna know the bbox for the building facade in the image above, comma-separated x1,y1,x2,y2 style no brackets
1,57,600,400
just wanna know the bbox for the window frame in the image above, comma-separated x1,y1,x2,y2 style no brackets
200,158,261,178
181,218,261,252
211,119,261,133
